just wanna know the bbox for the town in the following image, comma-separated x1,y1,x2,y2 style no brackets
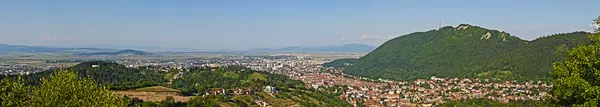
298,73,551,106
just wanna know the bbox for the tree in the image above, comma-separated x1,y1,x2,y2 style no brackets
0,76,29,107
187,95,219,107
158,96,176,107
29,69,127,106
551,16,600,106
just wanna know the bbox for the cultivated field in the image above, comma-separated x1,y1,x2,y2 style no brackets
112,86,192,102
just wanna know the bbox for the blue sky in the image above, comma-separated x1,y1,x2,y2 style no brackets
0,0,598,50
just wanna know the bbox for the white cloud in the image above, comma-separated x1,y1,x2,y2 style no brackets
43,36,52,40
360,34,368,39
340,37,348,40
41,36,71,41
360,34,381,39
10,36,21,41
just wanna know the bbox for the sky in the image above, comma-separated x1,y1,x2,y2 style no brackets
0,0,599,50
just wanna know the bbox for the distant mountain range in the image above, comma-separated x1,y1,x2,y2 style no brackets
0,44,116,53
76,49,152,56
251,44,376,53
0,43,375,54
0,44,152,56
68,44,231,52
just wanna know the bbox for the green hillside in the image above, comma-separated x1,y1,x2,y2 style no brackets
20,61,168,89
344,24,590,81
169,66,350,106
503,32,590,79
171,66,304,95
322,58,359,68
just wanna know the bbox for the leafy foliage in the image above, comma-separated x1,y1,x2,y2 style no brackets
345,24,590,81
186,95,223,107
550,16,600,107
0,77,30,107
30,70,128,106
1,70,128,106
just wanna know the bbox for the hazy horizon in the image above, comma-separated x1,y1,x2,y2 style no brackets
1,0,599,50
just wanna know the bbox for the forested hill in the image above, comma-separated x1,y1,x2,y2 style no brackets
343,24,590,81
20,61,167,89
322,58,359,68
171,66,351,106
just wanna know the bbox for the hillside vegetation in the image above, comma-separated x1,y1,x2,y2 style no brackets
0,70,128,106
343,24,590,81
20,61,167,90
3,62,350,106
322,58,359,68
170,66,350,106
171,66,304,95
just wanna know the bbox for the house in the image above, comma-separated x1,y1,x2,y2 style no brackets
264,86,277,93
254,100,271,107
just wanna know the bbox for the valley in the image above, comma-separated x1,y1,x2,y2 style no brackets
1,51,554,106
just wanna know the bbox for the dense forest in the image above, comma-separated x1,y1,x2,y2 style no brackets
14,61,167,90
171,66,305,95
322,58,359,68
343,24,590,81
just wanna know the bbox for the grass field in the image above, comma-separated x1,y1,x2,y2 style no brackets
112,86,191,102
223,72,240,79
135,86,181,92
248,72,266,81
258,92,298,107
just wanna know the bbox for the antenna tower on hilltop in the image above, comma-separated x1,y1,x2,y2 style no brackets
439,21,442,29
